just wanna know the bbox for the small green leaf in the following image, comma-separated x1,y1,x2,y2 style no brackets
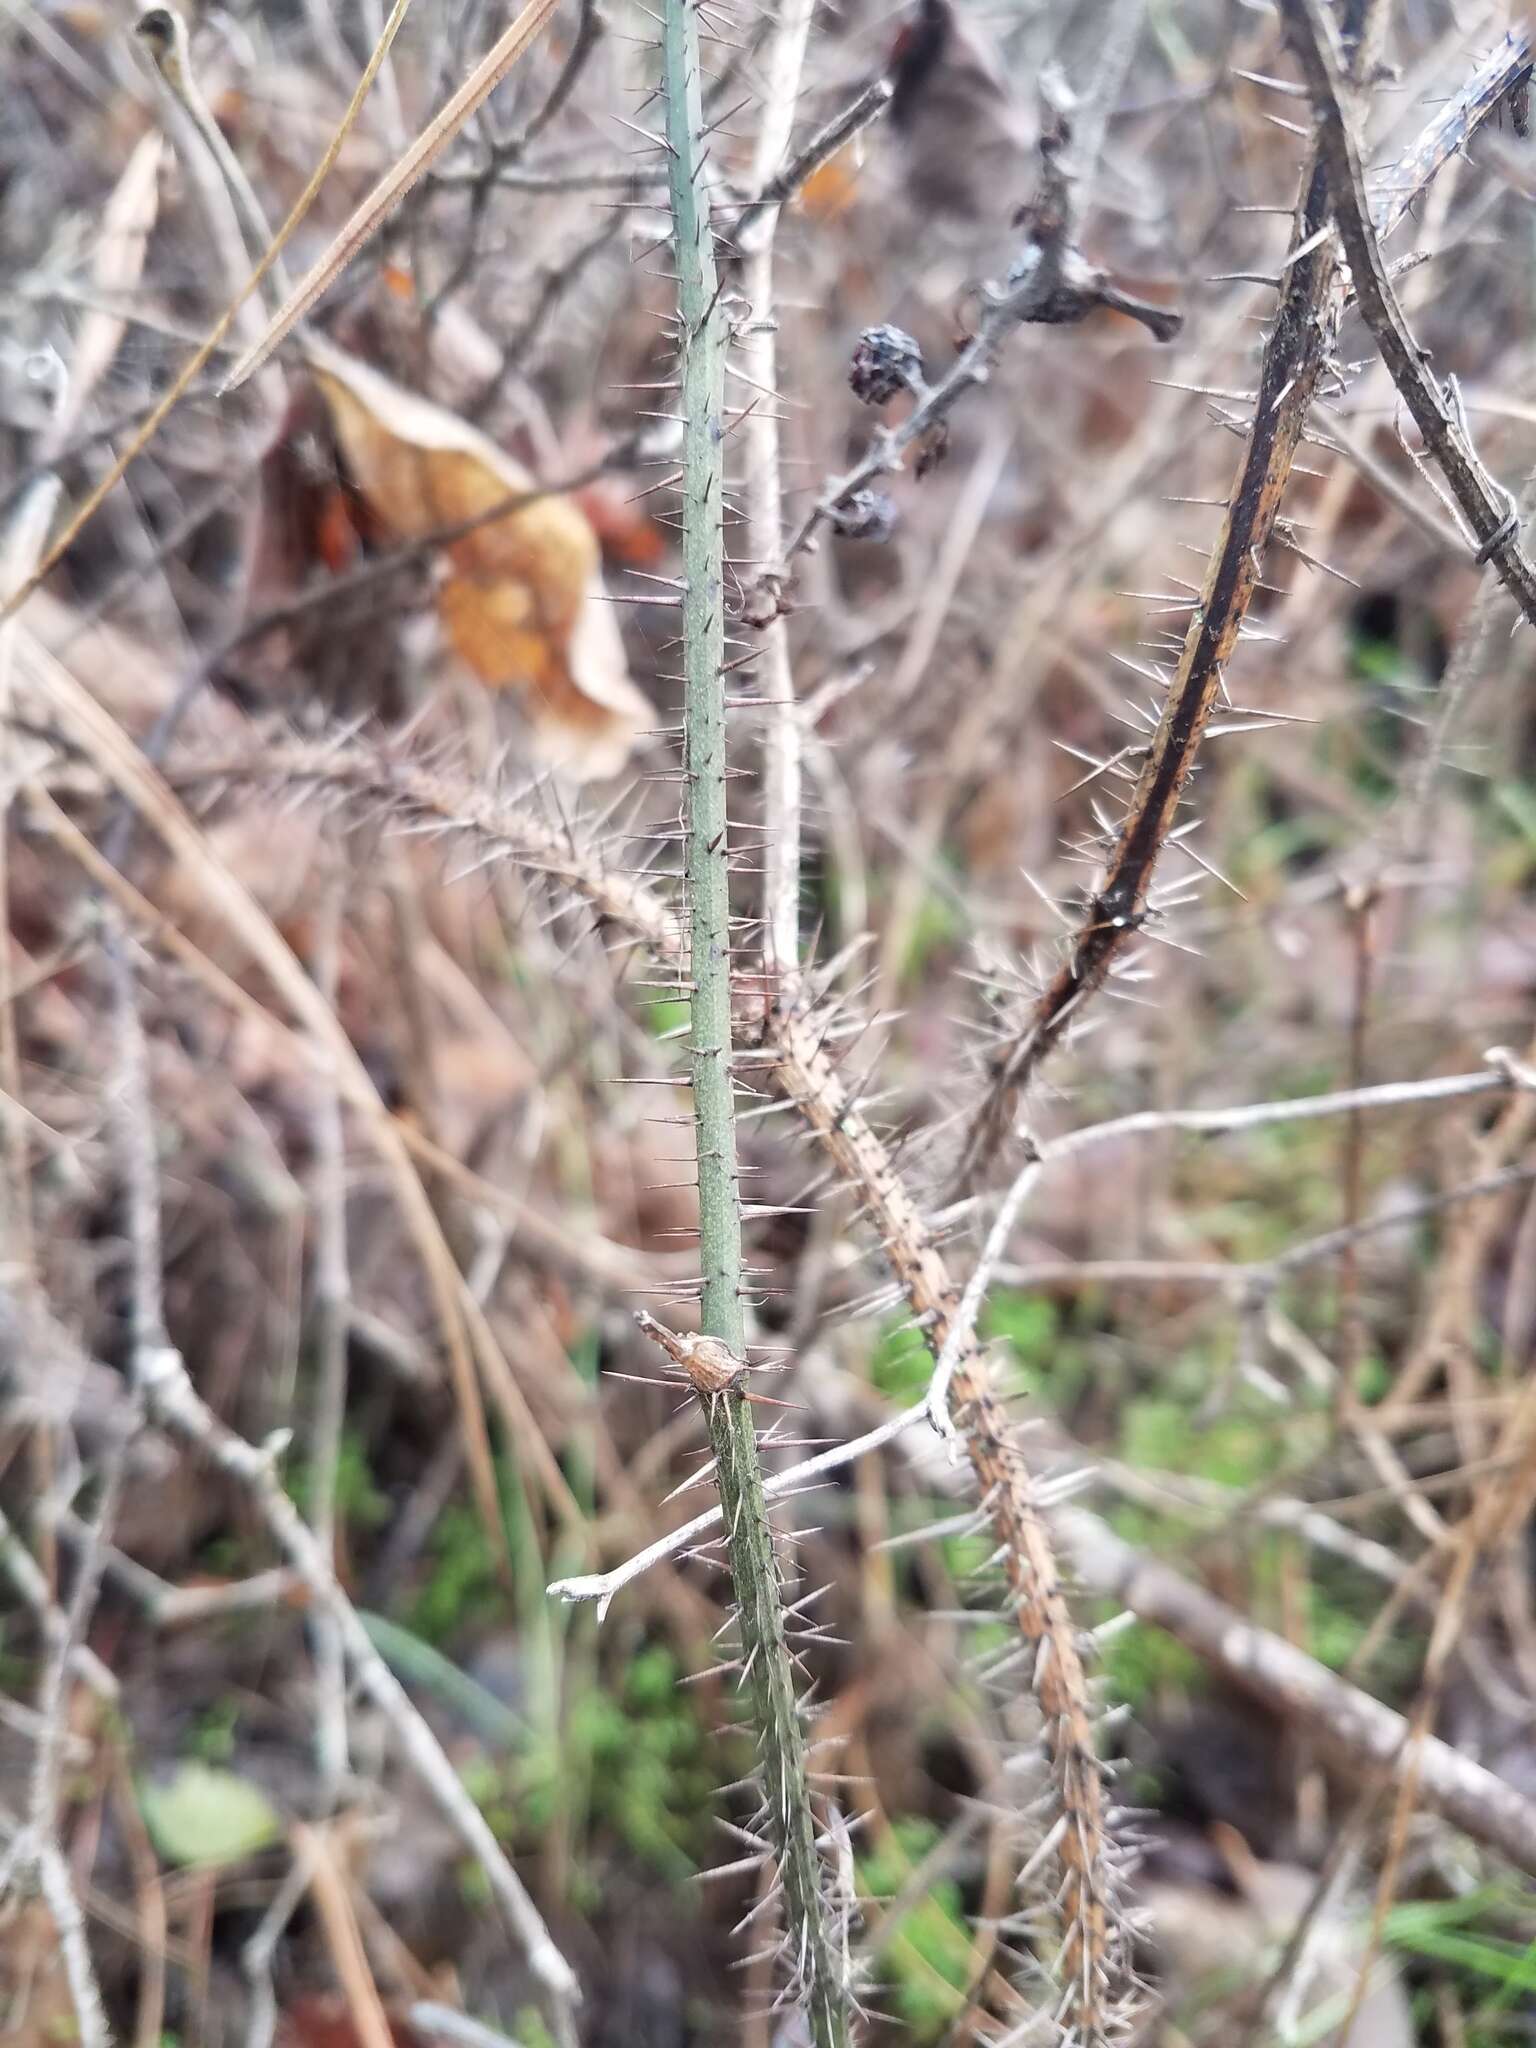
1494,779,1536,848
138,1761,281,1867
644,996,691,1040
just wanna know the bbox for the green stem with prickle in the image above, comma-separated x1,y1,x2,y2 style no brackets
660,5,847,2040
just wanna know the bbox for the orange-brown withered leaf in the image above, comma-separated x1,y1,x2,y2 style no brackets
309,337,650,778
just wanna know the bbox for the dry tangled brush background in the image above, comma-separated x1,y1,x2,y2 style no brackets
4,0,1536,2042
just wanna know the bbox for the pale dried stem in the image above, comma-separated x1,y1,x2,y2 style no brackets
742,0,813,981
34,1840,111,2048
0,1507,117,1700
1061,1507,1536,1877
242,1855,312,2048
408,2006,527,2048
548,1400,925,1612
306,874,352,1804
1,480,59,1609
993,1162,1536,1297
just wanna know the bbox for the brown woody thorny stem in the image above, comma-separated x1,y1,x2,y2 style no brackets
189,738,1532,2030
956,20,1535,1187
769,1005,1123,2040
179,740,1536,2018
183,733,1130,2038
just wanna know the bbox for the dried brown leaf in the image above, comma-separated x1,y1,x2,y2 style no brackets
309,339,650,778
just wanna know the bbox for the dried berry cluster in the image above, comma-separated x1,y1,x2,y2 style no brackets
848,322,926,406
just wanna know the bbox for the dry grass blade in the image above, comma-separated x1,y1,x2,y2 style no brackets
0,0,415,629
223,0,563,390
293,1823,398,2048
14,634,511,1574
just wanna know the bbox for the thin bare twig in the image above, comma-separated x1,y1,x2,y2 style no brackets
994,1161,1536,1297
784,44,1179,568
741,0,814,981
549,1399,925,1613
222,0,562,389
1281,0,1536,618
729,74,893,252
410,2006,527,2048
242,1855,312,2048
134,6,290,304
419,0,605,320
1061,1507,1536,1879
0,1507,117,1699
34,1841,110,2048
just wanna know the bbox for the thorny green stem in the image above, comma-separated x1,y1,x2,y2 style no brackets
665,0,737,1348
179,734,1125,2038
703,1390,847,2048
661,1,848,2039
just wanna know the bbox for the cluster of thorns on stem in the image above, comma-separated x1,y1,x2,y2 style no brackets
9,4,1536,2047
